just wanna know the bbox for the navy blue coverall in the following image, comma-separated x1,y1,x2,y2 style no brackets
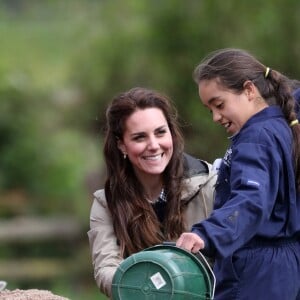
192,106,300,299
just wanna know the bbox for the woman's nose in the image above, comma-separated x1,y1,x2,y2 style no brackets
147,137,160,149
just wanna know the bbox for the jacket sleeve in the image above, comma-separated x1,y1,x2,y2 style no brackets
87,190,123,298
200,162,217,218
184,161,217,227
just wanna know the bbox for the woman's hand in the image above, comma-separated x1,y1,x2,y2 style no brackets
176,232,205,253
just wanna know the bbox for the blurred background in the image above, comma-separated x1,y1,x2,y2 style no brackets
0,0,299,299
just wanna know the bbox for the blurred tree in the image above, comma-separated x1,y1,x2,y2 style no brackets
67,0,300,161
0,83,94,219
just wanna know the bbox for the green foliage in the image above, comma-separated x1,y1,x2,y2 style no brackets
67,0,300,160
0,84,93,217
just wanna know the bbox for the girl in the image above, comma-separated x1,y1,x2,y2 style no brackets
176,48,300,300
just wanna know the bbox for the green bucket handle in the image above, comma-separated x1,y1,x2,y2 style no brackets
162,242,216,299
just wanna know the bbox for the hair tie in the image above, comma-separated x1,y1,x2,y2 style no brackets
264,67,271,78
290,119,299,127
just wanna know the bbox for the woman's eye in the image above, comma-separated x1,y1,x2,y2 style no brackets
133,135,145,141
216,103,224,109
157,129,166,136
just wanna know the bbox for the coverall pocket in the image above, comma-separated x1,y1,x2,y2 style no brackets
231,247,253,281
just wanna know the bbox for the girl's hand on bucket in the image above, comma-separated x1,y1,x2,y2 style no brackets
176,232,205,253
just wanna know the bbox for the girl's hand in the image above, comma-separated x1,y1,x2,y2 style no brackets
176,232,205,253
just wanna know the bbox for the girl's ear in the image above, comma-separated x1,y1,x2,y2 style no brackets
243,80,256,100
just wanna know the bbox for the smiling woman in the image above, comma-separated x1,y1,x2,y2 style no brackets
117,107,173,192
87,87,217,298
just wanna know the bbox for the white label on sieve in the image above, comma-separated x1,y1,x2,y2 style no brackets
150,272,166,290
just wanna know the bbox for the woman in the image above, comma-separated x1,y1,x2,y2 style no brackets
88,87,216,297
176,48,300,299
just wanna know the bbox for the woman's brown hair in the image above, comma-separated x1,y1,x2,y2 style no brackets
103,87,185,257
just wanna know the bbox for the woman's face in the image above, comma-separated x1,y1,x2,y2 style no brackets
118,107,173,179
198,79,257,135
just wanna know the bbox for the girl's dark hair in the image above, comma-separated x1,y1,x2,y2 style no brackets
193,48,300,190
104,87,185,257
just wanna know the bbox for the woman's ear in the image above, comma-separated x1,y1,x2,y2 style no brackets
117,139,126,154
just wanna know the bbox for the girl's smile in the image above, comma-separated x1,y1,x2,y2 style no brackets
198,79,268,135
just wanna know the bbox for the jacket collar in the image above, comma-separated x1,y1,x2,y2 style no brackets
181,163,216,201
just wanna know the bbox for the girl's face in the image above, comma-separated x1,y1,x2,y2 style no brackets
198,79,259,135
118,107,173,180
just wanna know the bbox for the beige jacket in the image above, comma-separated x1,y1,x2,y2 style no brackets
87,160,216,298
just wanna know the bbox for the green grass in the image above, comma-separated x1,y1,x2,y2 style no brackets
0,1,102,91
